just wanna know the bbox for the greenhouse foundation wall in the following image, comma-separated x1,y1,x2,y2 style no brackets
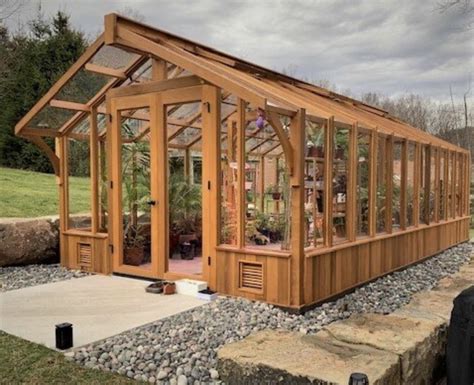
213,216,469,310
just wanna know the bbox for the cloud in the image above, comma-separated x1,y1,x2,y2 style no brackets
6,0,473,101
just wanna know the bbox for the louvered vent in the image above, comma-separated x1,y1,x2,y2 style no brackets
239,261,264,292
78,243,92,269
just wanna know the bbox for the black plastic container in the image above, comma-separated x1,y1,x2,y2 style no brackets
348,373,369,385
446,285,474,385
55,322,73,350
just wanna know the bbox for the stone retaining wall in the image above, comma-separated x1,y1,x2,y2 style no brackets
217,254,474,384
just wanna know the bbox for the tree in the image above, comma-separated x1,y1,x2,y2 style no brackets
0,10,87,173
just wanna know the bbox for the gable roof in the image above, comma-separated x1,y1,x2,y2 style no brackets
15,13,467,154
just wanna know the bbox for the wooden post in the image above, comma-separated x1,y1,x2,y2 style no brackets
368,130,378,237
56,137,68,233
201,85,221,289
451,151,455,218
413,143,421,227
467,154,471,217
442,149,448,221
347,122,357,241
152,93,167,277
236,98,246,248
289,108,305,307
461,153,464,217
56,136,68,266
434,147,440,223
385,135,394,233
109,99,122,271
324,117,334,247
152,58,167,81
258,155,265,213
90,106,99,233
184,147,191,184
400,139,408,230
456,152,464,217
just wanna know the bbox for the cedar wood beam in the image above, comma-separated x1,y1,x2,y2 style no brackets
106,16,266,110
24,136,60,176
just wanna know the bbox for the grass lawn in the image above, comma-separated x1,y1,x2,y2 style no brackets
0,167,90,218
0,331,134,384
470,228,474,240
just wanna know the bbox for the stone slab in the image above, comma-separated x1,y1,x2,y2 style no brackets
0,275,204,349
324,313,445,384
218,329,400,385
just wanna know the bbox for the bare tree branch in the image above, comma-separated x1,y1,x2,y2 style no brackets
0,0,24,22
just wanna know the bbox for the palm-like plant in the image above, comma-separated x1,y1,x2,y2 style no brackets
168,173,202,235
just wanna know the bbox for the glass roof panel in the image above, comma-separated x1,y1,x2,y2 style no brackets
29,105,77,131
90,45,139,70
121,108,149,140
169,126,201,146
169,102,201,120
72,113,108,136
56,68,109,104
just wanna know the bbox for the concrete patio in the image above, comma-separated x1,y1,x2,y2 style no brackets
0,274,204,349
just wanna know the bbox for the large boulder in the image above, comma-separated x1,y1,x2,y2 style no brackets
0,217,60,266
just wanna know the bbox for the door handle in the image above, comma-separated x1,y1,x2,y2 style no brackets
147,200,156,206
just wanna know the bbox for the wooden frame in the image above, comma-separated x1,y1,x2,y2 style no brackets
14,13,470,310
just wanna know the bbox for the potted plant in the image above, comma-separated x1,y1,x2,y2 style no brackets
168,173,202,258
334,217,346,238
307,124,324,158
266,184,282,200
334,129,348,160
268,215,286,243
123,221,147,265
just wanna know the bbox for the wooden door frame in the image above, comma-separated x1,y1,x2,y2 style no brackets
107,84,214,282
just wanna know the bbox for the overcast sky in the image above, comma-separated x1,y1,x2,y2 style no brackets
5,0,473,102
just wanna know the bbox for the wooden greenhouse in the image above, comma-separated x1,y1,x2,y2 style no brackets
15,14,471,311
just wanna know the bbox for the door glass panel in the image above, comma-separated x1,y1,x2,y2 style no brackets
120,109,152,270
167,103,203,276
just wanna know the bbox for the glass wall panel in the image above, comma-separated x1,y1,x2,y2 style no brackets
419,145,428,224
245,113,291,251
333,126,349,243
305,120,325,247
168,146,202,276
392,140,403,230
356,130,370,237
407,142,415,227
67,138,91,229
120,111,151,270
456,153,462,217
219,118,238,245
376,135,387,233
448,152,454,218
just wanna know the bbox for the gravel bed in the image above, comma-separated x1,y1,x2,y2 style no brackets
0,264,89,292
72,242,472,384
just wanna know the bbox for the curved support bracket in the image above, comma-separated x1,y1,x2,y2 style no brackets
266,111,294,175
24,135,60,176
